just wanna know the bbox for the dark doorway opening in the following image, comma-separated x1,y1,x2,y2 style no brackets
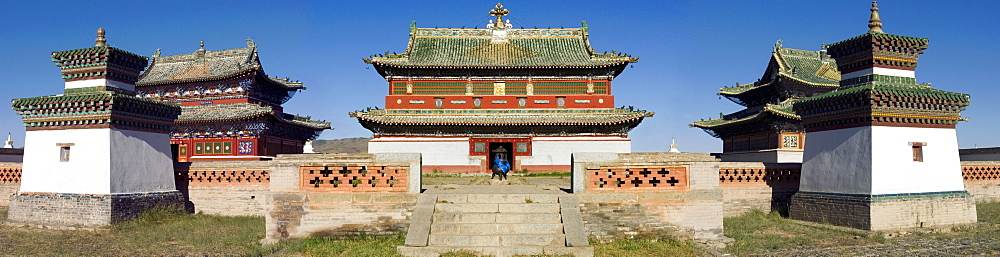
170,144,180,162
489,142,513,172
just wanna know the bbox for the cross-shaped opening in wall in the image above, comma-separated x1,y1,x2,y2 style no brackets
318,167,334,177
650,177,662,187
910,142,926,162
666,177,680,186
309,177,323,187
630,177,643,187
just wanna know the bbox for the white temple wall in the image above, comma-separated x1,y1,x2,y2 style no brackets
521,137,630,166
842,67,916,80
20,129,113,194
64,79,135,91
368,137,475,166
801,126,966,195
799,126,873,194
109,129,176,193
869,126,964,195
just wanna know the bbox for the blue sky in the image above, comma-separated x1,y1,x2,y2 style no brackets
1,1,997,153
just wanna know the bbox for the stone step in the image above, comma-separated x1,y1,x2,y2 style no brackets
435,203,560,213
435,193,560,204
430,223,564,235
433,213,562,224
397,246,594,257
428,234,566,247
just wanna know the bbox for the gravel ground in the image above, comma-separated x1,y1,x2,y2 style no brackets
751,230,1000,257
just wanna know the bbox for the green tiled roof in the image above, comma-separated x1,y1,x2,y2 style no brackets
137,45,302,90
691,100,799,128
350,108,652,126
365,27,636,68
719,47,839,96
51,46,147,62
796,79,970,106
178,103,329,130
828,32,929,50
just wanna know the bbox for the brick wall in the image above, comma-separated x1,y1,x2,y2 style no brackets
717,162,801,217
8,191,183,227
571,152,727,243
0,163,21,207
263,153,422,242
962,162,1000,202
175,161,271,216
790,191,977,230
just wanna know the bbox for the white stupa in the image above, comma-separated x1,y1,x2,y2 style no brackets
668,137,681,153
3,133,12,148
303,140,316,153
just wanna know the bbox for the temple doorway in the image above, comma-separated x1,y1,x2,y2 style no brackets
489,142,513,172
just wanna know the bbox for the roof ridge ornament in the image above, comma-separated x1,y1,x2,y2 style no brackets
868,1,883,33
489,3,509,28
199,40,205,50
95,27,107,47
246,37,255,47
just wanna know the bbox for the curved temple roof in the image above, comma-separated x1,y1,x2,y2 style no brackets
719,45,840,99
137,43,303,90
177,103,330,130
364,26,637,69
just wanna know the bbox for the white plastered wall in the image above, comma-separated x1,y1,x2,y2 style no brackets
842,67,916,80
368,137,477,166
521,137,631,166
64,79,135,91
19,128,176,194
869,126,964,195
800,126,965,195
21,129,113,194
109,129,177,193
800,126,874,194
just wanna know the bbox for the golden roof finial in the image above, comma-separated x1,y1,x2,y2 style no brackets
489,3,509,27
199,40,205,50
868,1,883,33
95,27,107,46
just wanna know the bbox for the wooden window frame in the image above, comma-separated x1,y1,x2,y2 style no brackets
910,142,926,162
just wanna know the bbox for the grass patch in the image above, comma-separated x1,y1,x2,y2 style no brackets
0,206,7,220
0,207,272,256
978,201,1000,224
724,209,886,256
515,172,571,177
594,237,697,257
293,234,404,256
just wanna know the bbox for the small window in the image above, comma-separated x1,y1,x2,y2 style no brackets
56,143,74,162
60,146,71,162
910,142,926,162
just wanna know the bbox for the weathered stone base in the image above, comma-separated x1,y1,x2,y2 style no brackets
790,191,977,230
7,191,184,227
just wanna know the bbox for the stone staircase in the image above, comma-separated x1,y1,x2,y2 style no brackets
398,186,593,257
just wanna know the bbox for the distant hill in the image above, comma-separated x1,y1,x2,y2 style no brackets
312,137,370,154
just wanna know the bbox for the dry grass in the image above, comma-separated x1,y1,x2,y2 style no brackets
724,209,887,256
0,207,274,256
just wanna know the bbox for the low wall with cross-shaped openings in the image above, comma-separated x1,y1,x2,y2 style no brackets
300,165,408,192
571,152,726,242
264,153,422,243
0,162,22,207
